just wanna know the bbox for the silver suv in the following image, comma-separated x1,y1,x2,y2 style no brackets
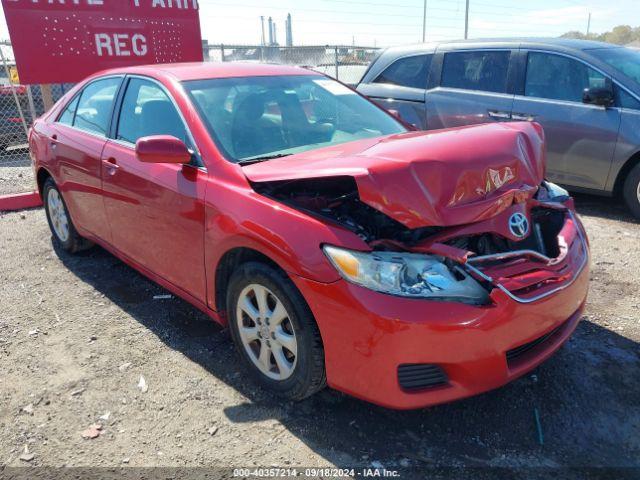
357,38,640,218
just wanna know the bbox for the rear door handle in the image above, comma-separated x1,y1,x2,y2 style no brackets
102,157,120,175
511,113,537,121
487,110,511,120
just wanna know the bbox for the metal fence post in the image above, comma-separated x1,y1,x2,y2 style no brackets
26,86,37,124
220,44,226,62
40,84,54,111
334,46,339,81
202,39,210,61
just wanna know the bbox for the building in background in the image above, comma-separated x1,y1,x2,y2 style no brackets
285,13,293,47
267,17,275,46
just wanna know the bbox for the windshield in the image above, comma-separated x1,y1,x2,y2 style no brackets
591,47,640,86
183,75,405,163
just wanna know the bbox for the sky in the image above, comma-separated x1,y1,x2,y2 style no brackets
1,0,640,48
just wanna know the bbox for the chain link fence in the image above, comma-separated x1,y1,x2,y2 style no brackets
204,44,379,86
0,42,70,197
0,42,379,197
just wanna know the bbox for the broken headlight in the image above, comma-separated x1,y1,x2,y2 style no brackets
539,181,570,202
323,245,489,304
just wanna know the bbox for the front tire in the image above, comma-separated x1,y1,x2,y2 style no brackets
43,178,92,253
623,163,640,220
226,262,326,400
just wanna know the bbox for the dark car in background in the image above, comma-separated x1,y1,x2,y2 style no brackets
0,84,29,155
357,38,640,218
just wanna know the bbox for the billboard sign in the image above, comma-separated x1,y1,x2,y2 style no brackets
1,0,203,84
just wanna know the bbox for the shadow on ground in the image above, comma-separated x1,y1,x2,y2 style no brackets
572,193,638,224
52,238,640,474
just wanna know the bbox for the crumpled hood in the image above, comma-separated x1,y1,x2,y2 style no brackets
242,122,546,228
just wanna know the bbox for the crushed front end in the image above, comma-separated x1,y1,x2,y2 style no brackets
244,123,590,409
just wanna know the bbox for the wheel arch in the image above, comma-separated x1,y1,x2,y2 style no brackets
613,150,640,197
36,167,53,197
214,246,287,315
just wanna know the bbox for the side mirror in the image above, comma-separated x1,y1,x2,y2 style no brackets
135,135,191,164
582,86,614,108
387,108,402,119
386,108,419,131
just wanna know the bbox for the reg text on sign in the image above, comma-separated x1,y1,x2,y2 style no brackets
0,0,203,84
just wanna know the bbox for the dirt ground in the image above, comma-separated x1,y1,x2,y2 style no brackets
1,194,639,478
0,152,33,196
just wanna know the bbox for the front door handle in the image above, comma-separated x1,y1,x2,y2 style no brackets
50,134,57,149
102,158,119,176
511,113,537,121
487,110,511,120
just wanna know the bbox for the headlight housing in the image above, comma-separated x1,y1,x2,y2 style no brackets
539,181,570,202
323,245,489,304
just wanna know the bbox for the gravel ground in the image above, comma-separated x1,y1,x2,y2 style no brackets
0,195,638,477
0,151,34,196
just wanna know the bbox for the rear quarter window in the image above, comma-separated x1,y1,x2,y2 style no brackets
373,54,432,89
57,94,80,126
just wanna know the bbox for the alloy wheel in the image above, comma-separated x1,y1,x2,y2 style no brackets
47,188,70,243
235,284,298,381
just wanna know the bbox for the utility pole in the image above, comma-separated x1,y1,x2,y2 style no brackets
587,12,591,36
422,0,427,43
464,0,470,40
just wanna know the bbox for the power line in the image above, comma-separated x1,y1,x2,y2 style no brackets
199,0,459,18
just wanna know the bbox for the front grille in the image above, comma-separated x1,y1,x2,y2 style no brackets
398,364,448,391
506,322,565,366
465,210,588,303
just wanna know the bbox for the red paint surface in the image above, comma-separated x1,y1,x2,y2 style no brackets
2,0,202,84
0,191,42,211
30,63,590,409
243,122,546,228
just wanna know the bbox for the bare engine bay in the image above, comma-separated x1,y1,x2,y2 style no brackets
252,176,566,259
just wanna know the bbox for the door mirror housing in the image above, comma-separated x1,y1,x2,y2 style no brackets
387,108,401,119
582,86,614,107
135,135,191,164
385,108,419,131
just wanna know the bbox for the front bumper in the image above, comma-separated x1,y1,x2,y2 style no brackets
291,212,590,410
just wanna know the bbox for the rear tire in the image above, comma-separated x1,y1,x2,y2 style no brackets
43,178,92,253
226,262,326,400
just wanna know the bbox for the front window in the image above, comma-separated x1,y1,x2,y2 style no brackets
590,47,640,87
116,78,188,145
524,52,606,103
183,75,405,163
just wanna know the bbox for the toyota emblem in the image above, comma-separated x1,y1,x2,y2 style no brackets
508,212,529,239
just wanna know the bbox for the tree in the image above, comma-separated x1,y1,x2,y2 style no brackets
604,25,634,45
561,24,640,45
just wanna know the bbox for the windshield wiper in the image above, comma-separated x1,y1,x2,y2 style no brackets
237,153,292,166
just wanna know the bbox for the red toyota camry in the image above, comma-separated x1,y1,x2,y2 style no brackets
29,63,589,409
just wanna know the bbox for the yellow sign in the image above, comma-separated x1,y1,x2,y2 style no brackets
9,66,19,85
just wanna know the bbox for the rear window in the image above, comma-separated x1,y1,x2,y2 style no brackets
373,54,432,89
441,50,510,93
73,77,121,136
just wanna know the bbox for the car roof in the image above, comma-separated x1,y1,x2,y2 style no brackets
382,37,617,56
93,62,319,82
